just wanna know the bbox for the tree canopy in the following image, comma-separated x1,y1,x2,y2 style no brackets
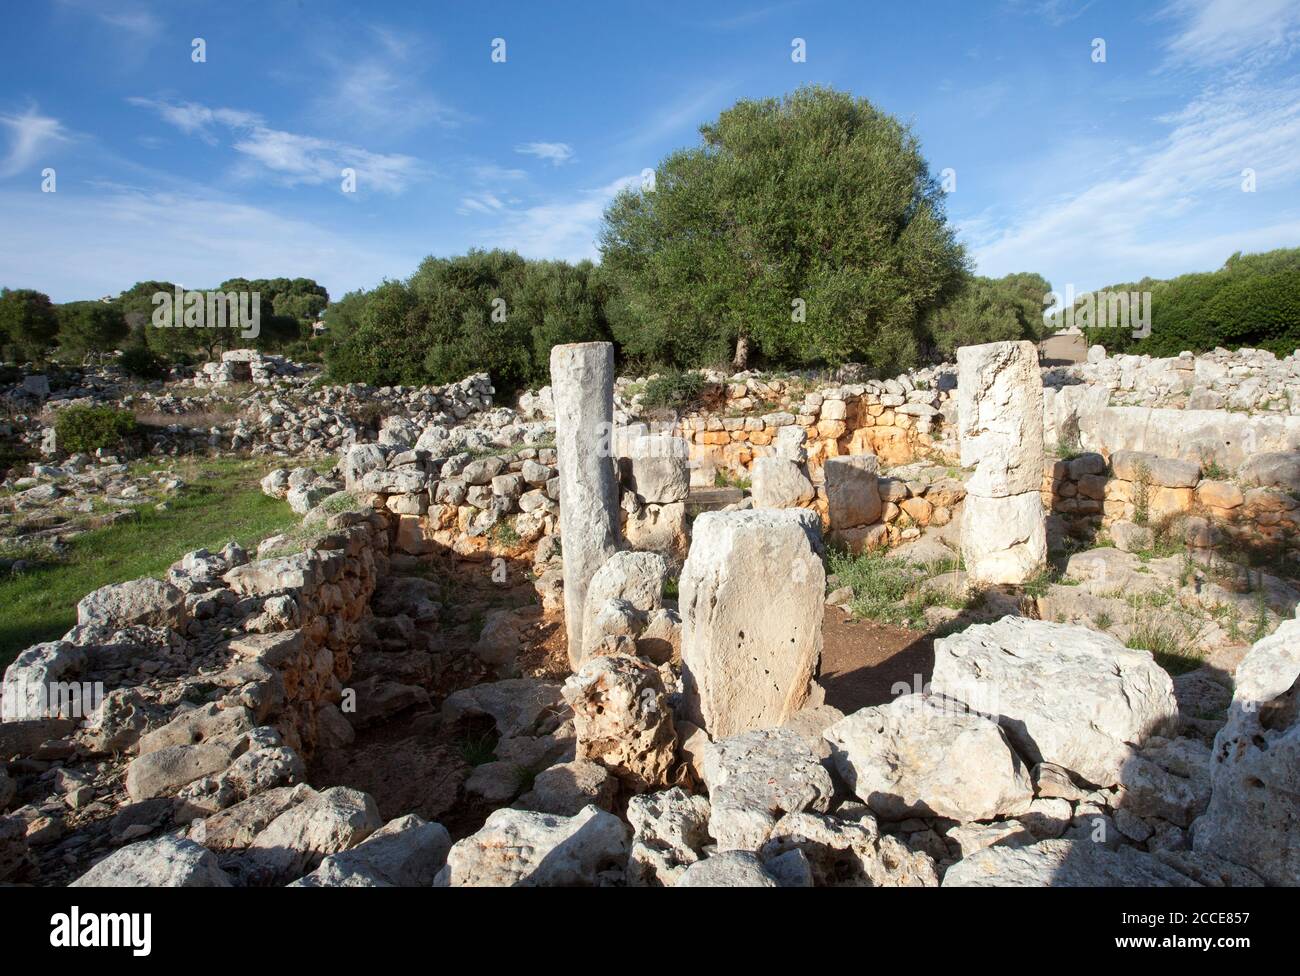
599,85,969,373
0,288,60,361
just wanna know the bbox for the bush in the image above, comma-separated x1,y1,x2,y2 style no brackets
118,345,169,380
53,406,139,453
640,369,706,411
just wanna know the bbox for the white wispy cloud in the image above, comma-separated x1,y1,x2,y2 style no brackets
1162,0,1300,66
0,108,71,178
969,77,1300,288
56,0,161,38
1003,0,1096,26
312,24,463,134
457,192,508,216
515,142,575,166
0,187,412,301
477,175,641,261
616,79,740,155
130,98,424,194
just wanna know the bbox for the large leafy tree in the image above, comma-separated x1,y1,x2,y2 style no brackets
600,85,968,373
56,301,129,358
0,288,60,361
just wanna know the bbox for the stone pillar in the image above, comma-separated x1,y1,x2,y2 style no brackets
550,342,621,668
957,340,1046,584
680,509,825,737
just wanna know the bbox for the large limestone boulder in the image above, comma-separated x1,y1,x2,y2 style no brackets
702,728,834,851
824,454,881,530
624,434,690,504
626,787,712,887
76,577,187,633
247,786,382,879
580,550,667,663
71,834,232,887
1192,617,1300,885
930,618,1177,787
680,509,825,737
562,653,676,791
824,696,1034,823
1,641,86,721
290,815,451,887
749,457,814,509
436,805,629,886
758,810,939,887
942,838,1199,887
675,850,780,887
1237,451,1300,492
125,732,252,801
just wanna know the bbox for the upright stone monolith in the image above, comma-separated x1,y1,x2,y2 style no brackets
957,340,1046,584
550,342,621,668
679,509,825,737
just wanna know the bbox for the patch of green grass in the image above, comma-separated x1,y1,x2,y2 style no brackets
713,469,751,490
1125,616,1206,676
0,458,298,667
489,519,521,547
826,547,968,629
457,729,498,767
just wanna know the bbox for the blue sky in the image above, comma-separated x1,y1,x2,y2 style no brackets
2,0,1299,302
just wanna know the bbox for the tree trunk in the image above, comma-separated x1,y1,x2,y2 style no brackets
732,335,751,371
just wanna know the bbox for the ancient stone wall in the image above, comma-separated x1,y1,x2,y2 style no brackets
1043,448,1300,562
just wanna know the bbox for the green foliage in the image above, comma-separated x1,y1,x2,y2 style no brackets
1125,617,1205,676
1082,247,1300,356
118,343,170,380
826,546,965,628
53,405,138,453
640,369,706,411
109,277,328,361
0,288,60,361
55,301,129,358
325,250,611,395
924,272,1052,357
599,86,968,373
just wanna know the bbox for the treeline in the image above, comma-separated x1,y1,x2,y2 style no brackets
0,277,329,375
1079,247,1300,357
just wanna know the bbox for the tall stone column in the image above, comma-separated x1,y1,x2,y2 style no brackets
957,340,1046,584
680,509,825,737
550,342,621,668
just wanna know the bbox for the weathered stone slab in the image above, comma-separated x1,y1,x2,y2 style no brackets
680,509,825,737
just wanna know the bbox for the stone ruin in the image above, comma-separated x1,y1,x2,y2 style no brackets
1,340,1298,887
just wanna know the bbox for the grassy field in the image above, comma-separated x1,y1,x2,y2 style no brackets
0,457,299,668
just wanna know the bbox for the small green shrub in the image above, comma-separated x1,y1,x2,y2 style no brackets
54,406,139,453
118,345,169,380
640,369,705,411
